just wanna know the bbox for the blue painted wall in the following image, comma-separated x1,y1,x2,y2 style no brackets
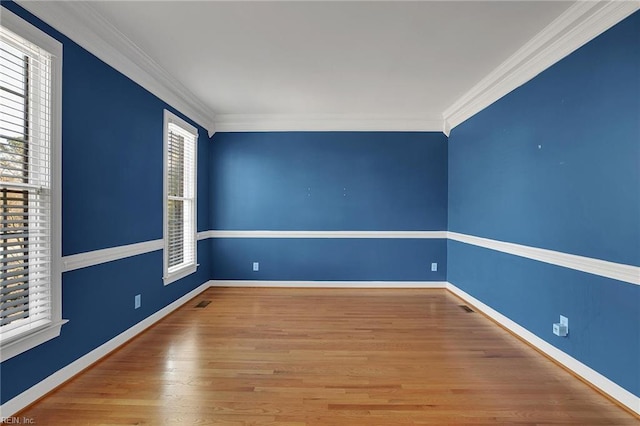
62,24,210,255
0,2,211,404
448,241,639,396
448,13,640,266
212,238,446,282
210,132,448,281
448,11,640,397
211,132,448,231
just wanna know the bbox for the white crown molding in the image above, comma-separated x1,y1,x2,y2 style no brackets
447,282,640,415
211,280,446,289
62,239,163,273
448,232,640,286
213,114,444,132
204,230,448,239
13,0,216,136
0,281,211,419
443,119,452,138
443,1,640,132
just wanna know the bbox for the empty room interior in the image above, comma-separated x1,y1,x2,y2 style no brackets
0,0,639,424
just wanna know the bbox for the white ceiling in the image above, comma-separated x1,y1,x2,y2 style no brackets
84,1,573,130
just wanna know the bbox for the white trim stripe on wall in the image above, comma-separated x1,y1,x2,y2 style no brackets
62,231,211,273
62,239,163,273
448,232,640,286
198,230,447,239
63,230,639,286
62,231,445,272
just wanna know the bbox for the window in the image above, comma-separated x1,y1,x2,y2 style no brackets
0,10,64,361
163,110,197,285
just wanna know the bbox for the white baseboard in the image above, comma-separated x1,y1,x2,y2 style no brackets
446,282,640,415
0,281,212,418
210,280,447,288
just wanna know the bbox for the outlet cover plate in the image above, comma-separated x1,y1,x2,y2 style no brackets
560,315,568,327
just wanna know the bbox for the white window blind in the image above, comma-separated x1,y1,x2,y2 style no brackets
163,111,197,284
0,19,60,348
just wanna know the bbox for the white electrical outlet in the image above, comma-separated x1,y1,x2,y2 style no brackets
553,315,569,337
253,262,259,272
134,294,141,309
431,262,438,272
560,315,568,328
553,323,568,337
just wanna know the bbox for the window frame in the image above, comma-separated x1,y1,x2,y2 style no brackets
162,110,198,285
0,9,65,362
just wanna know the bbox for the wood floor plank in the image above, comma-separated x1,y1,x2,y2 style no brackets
12,287,639,425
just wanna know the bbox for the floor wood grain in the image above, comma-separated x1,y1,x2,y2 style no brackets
14,288,639,425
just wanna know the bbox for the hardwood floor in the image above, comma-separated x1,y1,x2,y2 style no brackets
15,288,638,425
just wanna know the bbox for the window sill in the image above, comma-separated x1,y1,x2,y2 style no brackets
163,263,198,286
1,319,68,362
